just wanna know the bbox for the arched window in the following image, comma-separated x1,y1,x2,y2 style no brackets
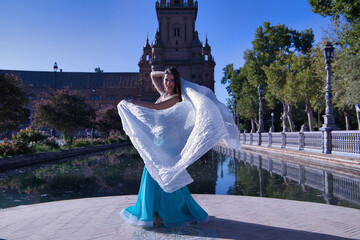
205,54,208,61
174,28,180,37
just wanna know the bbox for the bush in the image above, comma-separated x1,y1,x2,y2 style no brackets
91,138,105,145
72,138,93,148
0,138,31,157
0,128,128,157
14,127,48,146
107,134,126,144
43,137,60,149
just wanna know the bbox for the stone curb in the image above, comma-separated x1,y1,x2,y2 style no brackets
0,141,132,171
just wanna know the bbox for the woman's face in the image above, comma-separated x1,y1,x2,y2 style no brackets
164,73,175,94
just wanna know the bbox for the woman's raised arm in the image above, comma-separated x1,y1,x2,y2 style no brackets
150,71,165,94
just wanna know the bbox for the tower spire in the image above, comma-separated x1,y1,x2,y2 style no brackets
144,33,150,48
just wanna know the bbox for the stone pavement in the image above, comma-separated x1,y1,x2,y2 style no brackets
0,195,359,240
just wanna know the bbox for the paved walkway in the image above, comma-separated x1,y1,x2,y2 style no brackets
0,195,359,240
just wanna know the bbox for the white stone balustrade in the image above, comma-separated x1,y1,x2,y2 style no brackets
240,130,360,155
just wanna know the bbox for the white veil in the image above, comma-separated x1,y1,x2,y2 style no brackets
117,78,240,193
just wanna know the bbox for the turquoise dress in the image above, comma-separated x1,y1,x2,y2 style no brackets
120,167,209,228
120,92,209,228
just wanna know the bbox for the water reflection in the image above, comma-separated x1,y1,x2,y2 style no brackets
213,145,360,209
0,147,144,209
0,146,359,210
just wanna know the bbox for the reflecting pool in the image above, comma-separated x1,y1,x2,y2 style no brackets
0,146,359,209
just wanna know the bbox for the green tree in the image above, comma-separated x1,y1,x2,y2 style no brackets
0,74,29,133
263,49,325,132
221,64,240,97
237,75,259,132
248,22,314,131
222,22,314,132
305,44,327,130
298,52,324,131
94,67,104,73
283,49,325,131
95,106,123,138
221,64,244,129
263,52,301,131
244,21,314,88
221,64,259,132
333,49,360,129
309,0,360,50
309,0,360,129
34,89,95,145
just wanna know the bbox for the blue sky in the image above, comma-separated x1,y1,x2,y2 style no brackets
0,0,331,104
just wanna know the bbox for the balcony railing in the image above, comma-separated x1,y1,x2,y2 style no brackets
332,130,360,154
239,130,360,155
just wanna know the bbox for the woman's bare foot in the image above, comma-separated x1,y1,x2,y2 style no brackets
155,213,162,227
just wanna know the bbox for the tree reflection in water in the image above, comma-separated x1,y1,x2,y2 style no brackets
0,147,144,208
0,147,217,209
228,159,325,203
217,151,360,210
0,147,359,209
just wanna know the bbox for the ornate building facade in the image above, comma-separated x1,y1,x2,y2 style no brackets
0,69,139,109
0,0,215,107
138,0,215,101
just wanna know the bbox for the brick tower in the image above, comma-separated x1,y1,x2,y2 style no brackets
138,0,215,101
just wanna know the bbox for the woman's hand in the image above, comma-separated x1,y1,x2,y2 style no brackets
125,97,180,110
123,96,133,103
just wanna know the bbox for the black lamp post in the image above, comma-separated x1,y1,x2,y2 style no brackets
257,84,264,145
233,99,239,127
321,42,337,154
91,88,95,139
271,112,274,131
257,84,264,133
50,62,58,138
233,99,236,122
92,88,95,106
317,101,321,131
53,62,58,91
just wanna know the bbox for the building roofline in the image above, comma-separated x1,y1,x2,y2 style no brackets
0,69,138,75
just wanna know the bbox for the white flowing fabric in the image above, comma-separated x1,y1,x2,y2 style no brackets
117,78,240,193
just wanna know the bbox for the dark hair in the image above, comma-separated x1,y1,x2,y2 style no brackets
164,67,182,100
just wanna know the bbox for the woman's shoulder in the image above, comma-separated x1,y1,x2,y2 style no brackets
166,93,180,100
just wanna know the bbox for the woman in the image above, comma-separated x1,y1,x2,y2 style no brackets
119,67,210,228
118,67,240,228
124,68,182,111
